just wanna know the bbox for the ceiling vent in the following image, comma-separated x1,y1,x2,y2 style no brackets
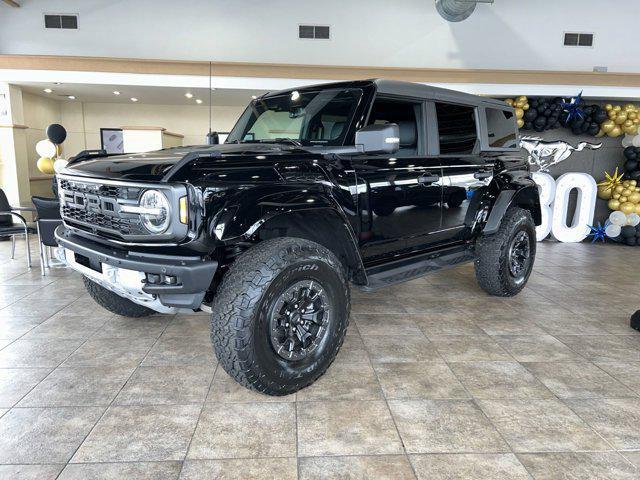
44,14,78,29
564,32,593,47
299,25,330,40
435,0,493,22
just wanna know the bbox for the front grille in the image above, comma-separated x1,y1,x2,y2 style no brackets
59,177,148,238
62,206,146,236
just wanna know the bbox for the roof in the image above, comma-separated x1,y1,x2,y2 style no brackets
260,78,509,109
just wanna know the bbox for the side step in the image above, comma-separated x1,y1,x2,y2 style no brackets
361,245,475,292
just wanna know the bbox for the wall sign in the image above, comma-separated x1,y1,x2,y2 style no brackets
532,172,597,242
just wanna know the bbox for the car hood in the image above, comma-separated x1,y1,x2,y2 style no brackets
62,143,313,182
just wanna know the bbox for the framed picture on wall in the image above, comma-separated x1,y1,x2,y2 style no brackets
100,128,124,154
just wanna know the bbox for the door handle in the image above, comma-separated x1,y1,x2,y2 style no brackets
418,174,439,184
474,171,492,180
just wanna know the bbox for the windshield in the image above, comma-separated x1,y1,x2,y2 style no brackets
226,88,362,146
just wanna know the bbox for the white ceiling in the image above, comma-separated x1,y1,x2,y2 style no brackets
17,82,268,106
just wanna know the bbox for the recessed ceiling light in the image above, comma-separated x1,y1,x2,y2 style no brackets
130,97,138,102
43,88,53,93
53,82,62,85
195,99,203,104
113,91,121,95
184,93,193,99
67,95,76,100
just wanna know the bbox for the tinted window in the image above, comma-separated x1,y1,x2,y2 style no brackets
485,108,517,148
435,102,477,155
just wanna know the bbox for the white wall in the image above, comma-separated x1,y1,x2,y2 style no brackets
0,0,628,72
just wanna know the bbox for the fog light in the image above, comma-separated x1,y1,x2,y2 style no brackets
146,273,161,284
164,275,177,285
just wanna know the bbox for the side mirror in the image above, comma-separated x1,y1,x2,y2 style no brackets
355,123,400,154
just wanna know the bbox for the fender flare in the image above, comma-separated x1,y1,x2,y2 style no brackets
483,185,541,235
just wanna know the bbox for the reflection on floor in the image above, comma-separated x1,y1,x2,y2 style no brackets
0,238,639,479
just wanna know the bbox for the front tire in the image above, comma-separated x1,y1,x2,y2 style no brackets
83,276,155,317
474,207,536,296
210,238,350,396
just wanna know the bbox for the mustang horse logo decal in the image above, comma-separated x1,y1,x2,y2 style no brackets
519,136,602,172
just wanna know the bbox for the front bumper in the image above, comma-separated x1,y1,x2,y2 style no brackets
55,226,217,313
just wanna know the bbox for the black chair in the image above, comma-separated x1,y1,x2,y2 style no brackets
32,196,62,276
0,188,35,268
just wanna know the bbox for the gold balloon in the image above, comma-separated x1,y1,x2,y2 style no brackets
623,125,638,135
36,156,54,175
596,128,606,137
624,120,634,127
598,185,613,200
621,202,636,214
622,189,632,196
516,96,527,102
605,103,613,111
515,107,524,119
522,104,529,110
517,118,524,128
608,110,618,119
615,185,625,193
625,103,636,111
608,126,623,137
614,105,622,112
635,119,640,125
620,196,628,203
631,180,637,187
505,98,514,106
613,193,621,199
602,120,616,133
636,204,640,214
629,112,637,120
629,192,640,203
608,199,621,210
615,114,628,125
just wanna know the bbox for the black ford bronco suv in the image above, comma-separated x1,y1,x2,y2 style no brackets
55,79,541,395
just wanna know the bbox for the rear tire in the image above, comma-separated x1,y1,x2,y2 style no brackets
83,276,155,317
210,237,350,396
474,207,536,297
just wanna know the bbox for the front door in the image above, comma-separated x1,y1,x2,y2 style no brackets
354,97,443,264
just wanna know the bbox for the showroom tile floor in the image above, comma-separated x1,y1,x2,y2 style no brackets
0,239,639,479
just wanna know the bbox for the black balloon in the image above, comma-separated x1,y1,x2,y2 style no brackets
622,226,636,238
524,109,538,122
625,236,637,246
630,170,640,181
46,124,67,144
625,160,638,171
624,146,637,159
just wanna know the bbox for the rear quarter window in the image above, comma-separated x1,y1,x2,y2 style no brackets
485,107,518,149
435,102,478,155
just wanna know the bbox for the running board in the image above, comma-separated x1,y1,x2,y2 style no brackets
361,246,475,292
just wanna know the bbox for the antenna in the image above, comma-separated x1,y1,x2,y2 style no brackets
208,61,212,140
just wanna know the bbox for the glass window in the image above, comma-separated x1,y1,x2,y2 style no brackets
367,98,422,156
435,102,477,155
485,108,517,148
227,88,362,146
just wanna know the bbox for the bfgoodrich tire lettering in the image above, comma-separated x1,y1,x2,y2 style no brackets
83,276,155,317
210,237,350,396
474,207,536,297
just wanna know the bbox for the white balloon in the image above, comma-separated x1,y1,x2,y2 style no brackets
622,134,634,148
53,158,68,174
605,224,621,238
632,135,640,148
626,213,640,227
609,210,628,226
36,139,56,158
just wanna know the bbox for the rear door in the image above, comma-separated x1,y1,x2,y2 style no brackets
435,101,494,242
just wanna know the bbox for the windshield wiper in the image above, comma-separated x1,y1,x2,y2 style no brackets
260,138,303,147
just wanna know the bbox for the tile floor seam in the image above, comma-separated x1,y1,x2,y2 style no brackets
61,317,174,466
177,360,219,478
370,357,420,479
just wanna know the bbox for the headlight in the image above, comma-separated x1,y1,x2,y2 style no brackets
139,189,171,233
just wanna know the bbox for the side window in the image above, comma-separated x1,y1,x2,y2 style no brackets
435,102,477,155
485,107,517,148
367,98,422,156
